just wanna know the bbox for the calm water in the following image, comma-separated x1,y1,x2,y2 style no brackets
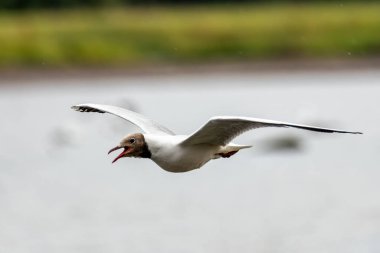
1,70,379,253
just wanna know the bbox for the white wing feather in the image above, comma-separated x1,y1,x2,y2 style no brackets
181,116,362,146
71,103,174,135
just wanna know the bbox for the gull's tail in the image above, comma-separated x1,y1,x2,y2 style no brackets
213,144,252,159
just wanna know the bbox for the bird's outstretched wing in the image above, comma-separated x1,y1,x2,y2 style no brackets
71,103,174,135
180,116,362,146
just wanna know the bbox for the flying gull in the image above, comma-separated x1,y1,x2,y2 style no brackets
72,103,361,173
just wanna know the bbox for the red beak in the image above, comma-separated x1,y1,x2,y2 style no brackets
108,146,122,155
108,146,130,163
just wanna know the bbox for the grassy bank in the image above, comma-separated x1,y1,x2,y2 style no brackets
0,3,380,67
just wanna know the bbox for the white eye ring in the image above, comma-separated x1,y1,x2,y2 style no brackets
129,138,135,144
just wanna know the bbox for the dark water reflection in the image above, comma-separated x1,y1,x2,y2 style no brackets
0,70,379,253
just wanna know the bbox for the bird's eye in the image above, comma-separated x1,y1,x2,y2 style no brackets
129,138,135,144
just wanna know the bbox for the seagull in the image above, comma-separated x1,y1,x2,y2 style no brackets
72,103,362,173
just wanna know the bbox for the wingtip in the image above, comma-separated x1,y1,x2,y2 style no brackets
71,104,90,112
71,105,83,112
343,131,363,135
336,131,362,135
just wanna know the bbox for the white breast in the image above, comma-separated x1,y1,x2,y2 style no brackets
144,134,219,173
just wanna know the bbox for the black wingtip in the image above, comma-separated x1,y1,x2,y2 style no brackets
70,105,105,113
337,130,363,135
334,130,363,135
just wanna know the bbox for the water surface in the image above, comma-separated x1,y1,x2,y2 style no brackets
0,70,379,253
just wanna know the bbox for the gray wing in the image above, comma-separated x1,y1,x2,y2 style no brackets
181,116,362,146
71,103,174,135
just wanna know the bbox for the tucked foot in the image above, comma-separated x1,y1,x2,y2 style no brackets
217,151,238,158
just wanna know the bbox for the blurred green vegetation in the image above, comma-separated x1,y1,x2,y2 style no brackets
0,3,380,68
2,0,379,9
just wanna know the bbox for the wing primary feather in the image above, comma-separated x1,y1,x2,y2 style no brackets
181,116,362,146
71,104,174,135
71,105,105,113
281,124,362,134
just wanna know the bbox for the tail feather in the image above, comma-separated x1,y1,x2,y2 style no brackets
224,144,252,152
213,144,252,159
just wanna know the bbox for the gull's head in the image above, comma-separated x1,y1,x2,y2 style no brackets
108,133,151,163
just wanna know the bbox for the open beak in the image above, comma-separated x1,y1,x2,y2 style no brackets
108,146,131,163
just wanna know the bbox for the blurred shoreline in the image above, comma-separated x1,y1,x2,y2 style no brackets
1,58,380,85
1,3,380,73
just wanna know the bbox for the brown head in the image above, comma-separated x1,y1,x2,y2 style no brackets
108,133,151,163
